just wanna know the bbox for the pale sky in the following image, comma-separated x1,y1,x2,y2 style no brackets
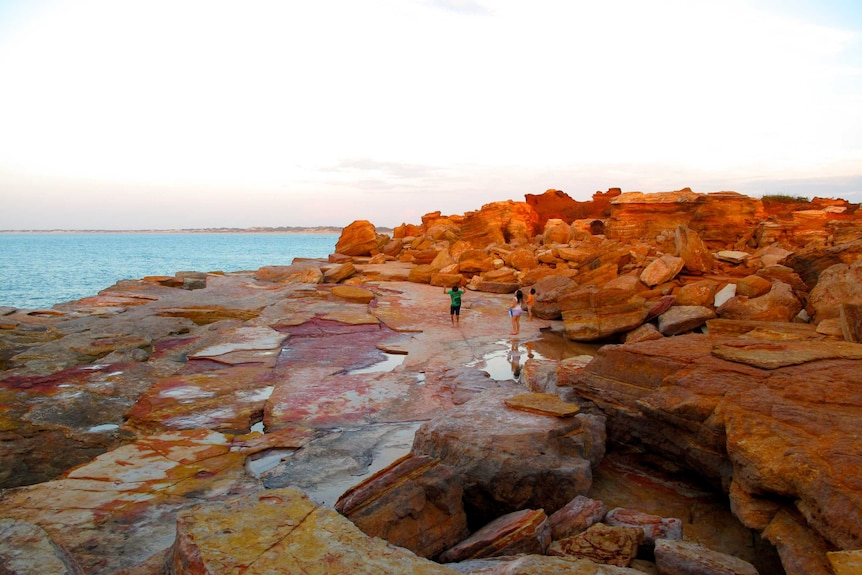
1,0,860,230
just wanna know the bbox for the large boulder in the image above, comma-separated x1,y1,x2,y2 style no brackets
808,261,862,324
335,220,380,257
717,280,802,322
411,388,605,526
334,454,469,559
559,288,648,342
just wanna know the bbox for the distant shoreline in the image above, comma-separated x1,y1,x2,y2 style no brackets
0,226,394,234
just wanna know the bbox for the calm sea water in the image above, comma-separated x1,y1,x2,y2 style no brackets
0,233,339,309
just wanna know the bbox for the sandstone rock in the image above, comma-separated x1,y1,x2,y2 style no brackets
470,280,520,294
657,306,716,336
654,539,758,575
558,245,600,267
255,262,324,283
548,495,608,540
408,264,435,284
0,428,311,574
548,523,643,568
640,255,685,287
331,285,375,304
439,509,551,563
841,303,862,342
644,295,676,322
531,275,577,320
675,280,717,307
674,226,712,274
460,201,538,248
559,288,648,342
556,355,595,387
482,268,519,283
828,550,862,575
761,509,833,575
504,392,580,417
432,273,465,288
520,358,559,394
808,261,862,323
459,249,496,274
335,219,380,256
0,518,84,575
604,274,643,292
187,325,288,366
574,333,862,561
715,250,751,264
735,275,772,298
604,507,683,546
334,454,469,559
322,261,357,283
510,247,539,271
717,281,802,322
170,487,459,575
782,238,862,289
705,318,823,340
754,245,793,268
543,218,573,245
711,339,862,369
623,323,664,343
412,388,605,526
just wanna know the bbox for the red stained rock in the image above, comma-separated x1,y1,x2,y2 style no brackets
334,454,469,559
438,508,551,563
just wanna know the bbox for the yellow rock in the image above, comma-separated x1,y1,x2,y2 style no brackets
505,393,580,417
828,550,862,575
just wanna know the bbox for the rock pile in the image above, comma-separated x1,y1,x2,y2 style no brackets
1,187,861,574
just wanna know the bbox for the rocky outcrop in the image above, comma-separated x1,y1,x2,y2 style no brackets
569,332,862,568
3,187,862,574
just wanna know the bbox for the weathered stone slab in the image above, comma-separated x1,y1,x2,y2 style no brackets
604,507,682,546
640,255,685,287
335,454,469,559
705,318,823,340
187,326,288,366
715,250,751,264
712,339,862,369
331,284,376,304
170,487,459,575
657,305,715,336
439,509,551,563
761,509,833,575
654,539,758,575
548,495,608,540
124,365,276,435
548,523,642,567
0,518,84,575
504,392,581,417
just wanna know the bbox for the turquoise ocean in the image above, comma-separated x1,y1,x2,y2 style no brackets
0,233,340,309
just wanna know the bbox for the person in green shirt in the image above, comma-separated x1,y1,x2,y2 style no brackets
444,285,463,327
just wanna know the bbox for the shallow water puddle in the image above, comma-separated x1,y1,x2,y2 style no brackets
478,329,603,381
345,352,406,375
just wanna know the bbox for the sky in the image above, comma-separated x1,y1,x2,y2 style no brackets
0,0,860,230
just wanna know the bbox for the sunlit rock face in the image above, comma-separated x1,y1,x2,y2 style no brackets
2,188,862,574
